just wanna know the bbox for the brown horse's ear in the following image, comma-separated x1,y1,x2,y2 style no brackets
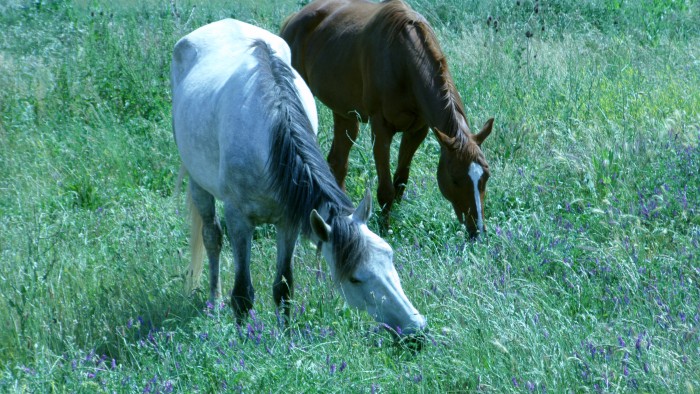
433,127,458,150
473,118,494,146
353,188,373,223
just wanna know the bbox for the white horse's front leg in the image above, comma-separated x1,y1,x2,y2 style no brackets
273,224,299,323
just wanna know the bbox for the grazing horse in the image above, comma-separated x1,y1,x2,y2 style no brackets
281,0,494,238
171,19,426,336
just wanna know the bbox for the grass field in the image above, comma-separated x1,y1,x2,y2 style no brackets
1,0,699,392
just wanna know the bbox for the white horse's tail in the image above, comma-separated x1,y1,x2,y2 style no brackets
182,168,204,294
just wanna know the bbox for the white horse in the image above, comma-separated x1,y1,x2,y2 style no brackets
171,19,426,336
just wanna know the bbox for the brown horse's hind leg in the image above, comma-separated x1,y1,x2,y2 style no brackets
371,116,397,232
393,126,429,201
327,112,359,190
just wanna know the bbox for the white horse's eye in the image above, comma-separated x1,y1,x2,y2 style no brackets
349,277,362,284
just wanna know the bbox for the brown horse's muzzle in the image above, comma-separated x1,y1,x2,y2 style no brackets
454,205,486,239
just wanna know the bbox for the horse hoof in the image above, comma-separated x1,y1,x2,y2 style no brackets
230,292,254,319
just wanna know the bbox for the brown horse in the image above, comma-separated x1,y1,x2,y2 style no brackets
281,0,493,238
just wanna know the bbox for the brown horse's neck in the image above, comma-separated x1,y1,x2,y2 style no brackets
402,23,469,140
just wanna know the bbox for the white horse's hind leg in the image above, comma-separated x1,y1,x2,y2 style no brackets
189,181,223,302
224,203,255,320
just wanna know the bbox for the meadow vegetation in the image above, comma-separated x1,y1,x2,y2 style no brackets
1,0,698,392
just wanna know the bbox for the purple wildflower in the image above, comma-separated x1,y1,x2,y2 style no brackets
618,336,626,347
512,377,519,387
20,366,35,376
340,361,347,373
635,334,642,352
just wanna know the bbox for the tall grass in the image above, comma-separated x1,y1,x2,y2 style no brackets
1,0,698,392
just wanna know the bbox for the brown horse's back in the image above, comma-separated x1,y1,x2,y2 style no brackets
281,0,424,129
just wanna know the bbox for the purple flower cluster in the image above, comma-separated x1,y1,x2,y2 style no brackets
141,375,174,394
576,329,658,391
326,354,348,376
57,349,120,390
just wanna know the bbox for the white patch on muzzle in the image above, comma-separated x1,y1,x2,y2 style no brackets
468,162,484,234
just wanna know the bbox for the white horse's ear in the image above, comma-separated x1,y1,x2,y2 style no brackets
310,209,331,242
354,188,373,223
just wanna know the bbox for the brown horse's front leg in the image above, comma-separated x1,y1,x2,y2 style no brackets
393,126,429,201
371,116,396,232
327,112,360,190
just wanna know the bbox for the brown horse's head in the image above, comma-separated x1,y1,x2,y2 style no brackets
435,118,493,238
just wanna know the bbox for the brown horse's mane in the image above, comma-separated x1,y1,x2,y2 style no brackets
373,0,470,148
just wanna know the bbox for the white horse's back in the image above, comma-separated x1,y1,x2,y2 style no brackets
172,19,317,202
171,19,315,127
171,19,291,88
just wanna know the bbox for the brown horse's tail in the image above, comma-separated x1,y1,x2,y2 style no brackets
182,167,205,294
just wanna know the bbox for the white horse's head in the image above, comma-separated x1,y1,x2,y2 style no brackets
310,191,427,337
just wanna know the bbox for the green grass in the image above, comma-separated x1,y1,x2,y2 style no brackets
1,0,699,392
